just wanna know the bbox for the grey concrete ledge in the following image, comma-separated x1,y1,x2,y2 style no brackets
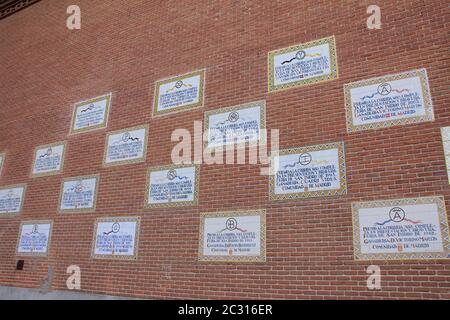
0,285,139,300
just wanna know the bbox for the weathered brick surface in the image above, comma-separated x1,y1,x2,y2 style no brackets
0,0,449,299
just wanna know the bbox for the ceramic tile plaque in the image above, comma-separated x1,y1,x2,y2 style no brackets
153,70,205,116
31,141,66,177
441,126,450,185
268,36,338,92
145,164,199,208
58,175,99,213
352,196,449,260
199,210,266,262
0,152,4,176
344,69,433,132
270,142,347,200
103,125,148,166
204,100,266,150
0,184,26,216
92,216,140,260
70,93,112,134
16,220,53,257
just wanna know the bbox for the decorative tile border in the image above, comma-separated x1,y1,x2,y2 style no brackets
152,69,205,117
269,142,347,200
204,100,266,151
91,216,140,261
16,220,53,257
344,69,434,133
198,209,266,263
58,174,99,214
102,124,149,167
70,93,112,135
30,141,67,178
0,183,27,217
352,196,449,261
441,126,450,185
145,164,200,208
268,36,338,92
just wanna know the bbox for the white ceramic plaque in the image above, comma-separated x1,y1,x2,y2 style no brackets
103,125,148,166
204,101,266,150
70,93,112,134
441,126,450,185
59,175,99,213
352,196,449,260
92,217,140,260
0,184,26,216
153,70,205,116
16,221,53,256
270,142,346,200
199,210,266,262
268,36,338,92
344,69,433,132
31,141,66,177
146,165,199,207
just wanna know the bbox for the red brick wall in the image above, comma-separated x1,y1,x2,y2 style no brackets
0,0,449,299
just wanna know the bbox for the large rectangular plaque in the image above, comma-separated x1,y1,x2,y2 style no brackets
270,142,347,200
153,70,205,116
0,184,26,217
58,175,99,213
344,69,434,132
145,164,199,208
16,220,53,257
441,126,450,185
352,196,449,260
204,100,266,150
31,141,66,177
268,36,338,92
199,210,266,262
103,125,148,167
92,216,140,260
0,152,4,176
70,93,112,134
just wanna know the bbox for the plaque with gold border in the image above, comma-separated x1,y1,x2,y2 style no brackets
16,220,53,257
352,196,449,261
269,142,347,200
30,141,67,178
103,124,149,167
70,93,112,135
91,216,140,261
344,69,434,133
58,174,99,214
145,164,200,208
198,209,266,263
0,183,27,217
268,36,338,92
153,69,205,117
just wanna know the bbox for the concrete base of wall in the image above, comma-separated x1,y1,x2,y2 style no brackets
0,285,137,300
